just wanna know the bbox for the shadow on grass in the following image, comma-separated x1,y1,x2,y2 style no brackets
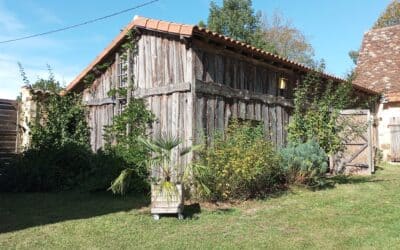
0,191,150,234
329,175,372,185
184,203,201,219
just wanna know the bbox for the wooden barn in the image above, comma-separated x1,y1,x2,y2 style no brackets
66,16,376,166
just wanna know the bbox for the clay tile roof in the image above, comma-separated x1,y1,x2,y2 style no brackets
354,25,400,100
67,16,377,96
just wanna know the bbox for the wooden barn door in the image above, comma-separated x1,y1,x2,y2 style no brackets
331,110,374,175
389,117,400,162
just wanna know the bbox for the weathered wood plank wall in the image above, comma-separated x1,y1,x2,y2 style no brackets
192,40,295,148
83,30,298,164
0,99,18,162
83,31,194,167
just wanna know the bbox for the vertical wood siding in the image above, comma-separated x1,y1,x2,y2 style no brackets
192,41,295,148
84,31,193,168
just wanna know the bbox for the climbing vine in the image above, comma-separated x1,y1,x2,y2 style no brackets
287,68,357,155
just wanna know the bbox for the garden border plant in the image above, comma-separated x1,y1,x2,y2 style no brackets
193,119,286,201
284,66,376,185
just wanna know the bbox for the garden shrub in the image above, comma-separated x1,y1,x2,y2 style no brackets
0,68,152,193
0,143,92,192
80,148,149,193
194,120,285,201
0,145,149,193
30,92,90,150
280,140,329,188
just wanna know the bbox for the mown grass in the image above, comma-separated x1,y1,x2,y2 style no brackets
1,163,400,249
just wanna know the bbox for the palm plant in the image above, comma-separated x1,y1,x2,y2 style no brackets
109,134,194,195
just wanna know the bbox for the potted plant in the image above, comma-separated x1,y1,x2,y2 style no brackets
109,134,194,220
138,135,193,220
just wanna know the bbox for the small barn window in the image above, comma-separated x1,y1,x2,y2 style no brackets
117,54,128,88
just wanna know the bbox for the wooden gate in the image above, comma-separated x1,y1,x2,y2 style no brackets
389,117,400,162
331,109,374,175
0,99,18,163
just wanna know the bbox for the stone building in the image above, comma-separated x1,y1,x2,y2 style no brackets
354,24,400,161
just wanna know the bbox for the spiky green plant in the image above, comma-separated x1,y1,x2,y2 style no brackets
109,134,195,195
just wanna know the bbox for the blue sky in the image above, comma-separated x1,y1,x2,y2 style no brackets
0,0,391,99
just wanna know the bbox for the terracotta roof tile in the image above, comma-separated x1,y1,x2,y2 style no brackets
354,25,400,101
67,16,377,96
167,23,182,34
180,25,193,36
146,19,160,30
133,16,148,27
157,20,170,32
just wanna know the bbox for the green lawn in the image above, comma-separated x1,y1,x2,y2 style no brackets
1,164,400,249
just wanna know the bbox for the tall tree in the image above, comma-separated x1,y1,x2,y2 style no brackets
261,11,315,67
203,2,316,66
373,0,400,29
206,0,273,51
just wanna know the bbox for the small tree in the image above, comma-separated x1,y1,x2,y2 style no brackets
205,0,273,51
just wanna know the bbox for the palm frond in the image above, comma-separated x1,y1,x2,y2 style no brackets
108,168,134,195
153,133,181,151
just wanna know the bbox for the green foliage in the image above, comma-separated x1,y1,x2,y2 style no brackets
107,87,127,98
109,134,193,195
18,62,30,86
0,143,92,192
0,68,98,192
194,120,285,200
18,63,63,92
287,68,353,155
280,140,329,188
348,50,359,65
31,93,90,150
0,145,139,192
104,98,155,195
206,0,273,51
373,0,400,29
82,73,96,87
262,11,315,67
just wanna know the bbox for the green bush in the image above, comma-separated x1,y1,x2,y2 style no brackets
280,140,329,188
0,143,92,192
194,120,285,201
81,149,149,194
30,93,90,150
0,145,149,193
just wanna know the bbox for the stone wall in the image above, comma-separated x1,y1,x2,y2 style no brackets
376,102,400,161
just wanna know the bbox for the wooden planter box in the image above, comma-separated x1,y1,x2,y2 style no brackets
151,183,184,220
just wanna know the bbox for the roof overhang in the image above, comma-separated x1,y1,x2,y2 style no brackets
66,16,378,96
